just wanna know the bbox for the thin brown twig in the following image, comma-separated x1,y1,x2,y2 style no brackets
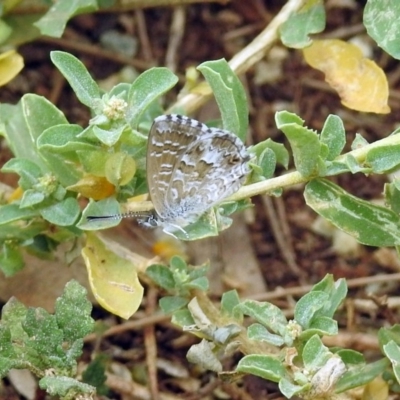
103,0,230,12
106,372,180,400
262,195,307,284
84,274,400,343
170,0,305,113
48,68,65,105
165,6,186,72
39,36,154,70
136,9,154,62
250,272,400,302
84,313,169,342
144,286,160,400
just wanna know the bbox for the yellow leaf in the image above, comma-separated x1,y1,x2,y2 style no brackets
82,233,144,319
0,50,24,86
152,236,188,262
67,175,115,200
303,39,390,114
3,0,24,14
362,376,388,400
8,186,23,202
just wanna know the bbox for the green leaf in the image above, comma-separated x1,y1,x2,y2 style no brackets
175,208,220,240
23,307,65,363
187,339,222,372
35,1,98,38
294,291,328,329
40,152,81,187
159,296,188,314
146,264,176,291
343,153,370,174
37,124,96,153
197,59,248,141
256,148,276,180
279,378,307,399
0,204,38,225
366,144,400,173
51,51,101,108
82,355,108,395
77,149,109,176
78,198,121,231
0,326,17,378
385,182,400,213
188,264,209,281
126,68,178,127
249,139,289,169
307,316,338,336
39,376,95,399
302,335,331,370
379,325,400,348
336,358,389,393
22,94,69,143
1,297,29,341
0,242,24,277
1,158,42,189
383,341,400,384
364,0,400,60
351,132,369,150
0,102,45,168
280,1,325,48
247,323,285,346
40,197,80,226
170,255,188,274
92,124,126,147
251,138,289,169
324,160,350,176
275,111,321,177
311,275,347,319
236,300,287,336
236,354,286,382
335,349,365,365
55,280,94,343
221,290,241,319
105,152,136,186
0,221,46,241
184,277,209,291
20,189,45,208
320,115,346,160
171,309,195,327
305,178,400,246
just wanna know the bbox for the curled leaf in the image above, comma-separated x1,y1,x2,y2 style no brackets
303,39,390,114
82,233,144,319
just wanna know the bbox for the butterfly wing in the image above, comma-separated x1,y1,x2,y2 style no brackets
164,127,250,225
147,114,212,219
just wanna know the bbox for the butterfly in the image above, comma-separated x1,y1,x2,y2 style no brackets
88,114,250,238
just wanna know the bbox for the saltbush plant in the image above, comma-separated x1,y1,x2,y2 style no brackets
1,0,400,398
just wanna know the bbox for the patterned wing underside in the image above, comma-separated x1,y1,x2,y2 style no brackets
164,131,250,224
147,114,250,230
147,115,212,218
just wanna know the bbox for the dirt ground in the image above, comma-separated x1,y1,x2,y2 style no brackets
1,1,400,399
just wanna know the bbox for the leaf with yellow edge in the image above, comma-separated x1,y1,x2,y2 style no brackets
303,39,390,114
0,50,24,86
82,232,144,319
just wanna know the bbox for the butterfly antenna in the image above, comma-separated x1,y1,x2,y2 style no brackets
87,211,152,222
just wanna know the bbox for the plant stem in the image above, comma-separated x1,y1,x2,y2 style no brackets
169,0,306,114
